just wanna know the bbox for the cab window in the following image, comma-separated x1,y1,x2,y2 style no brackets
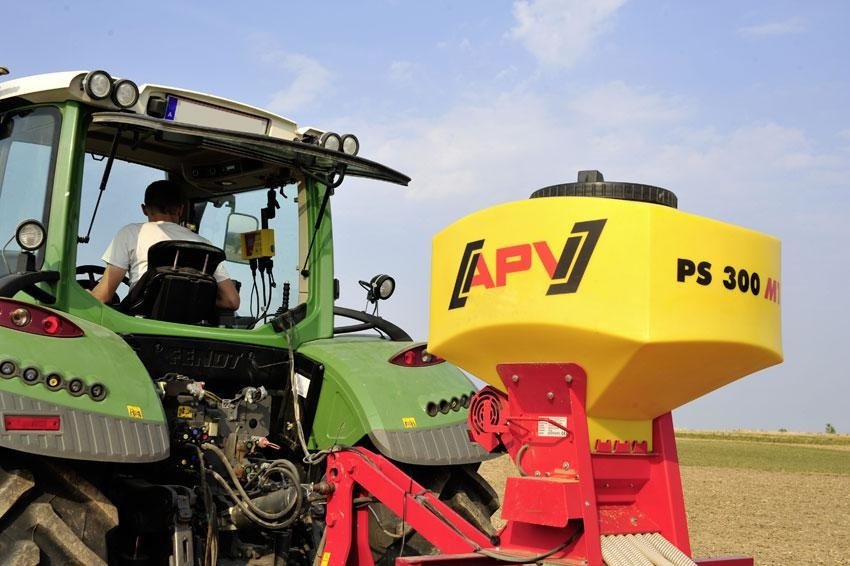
77,123,301,323
0,107,60,275
196,188,300,321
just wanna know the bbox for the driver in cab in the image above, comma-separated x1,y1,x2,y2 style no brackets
90,180,241,311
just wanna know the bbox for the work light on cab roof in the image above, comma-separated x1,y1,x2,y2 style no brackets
319,131,360,155
81,70,139,109
112,78,140,108
82,70,112,99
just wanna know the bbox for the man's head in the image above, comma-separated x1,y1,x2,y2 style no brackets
142,180,184,220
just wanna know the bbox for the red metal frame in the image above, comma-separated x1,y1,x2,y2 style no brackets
321,447,492,566
592,413,691,546
485,363,602,564
320,362,755,565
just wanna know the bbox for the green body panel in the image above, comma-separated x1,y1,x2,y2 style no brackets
0,305,165,425
43,103,83,312
298,181,335,342
299,337,475,449
65,283,290,348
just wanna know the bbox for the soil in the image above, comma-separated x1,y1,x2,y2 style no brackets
682,466,850,566
479,457,850,565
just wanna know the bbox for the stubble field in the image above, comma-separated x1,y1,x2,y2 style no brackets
478,431,850,566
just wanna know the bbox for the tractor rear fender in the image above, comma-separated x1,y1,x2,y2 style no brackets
0,299,168,462
297,337,491,466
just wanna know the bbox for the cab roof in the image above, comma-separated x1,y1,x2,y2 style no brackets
0,71,305,140
89,113,410,196
1,70,410,195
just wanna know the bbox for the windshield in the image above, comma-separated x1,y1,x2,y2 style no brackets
0,107,60,276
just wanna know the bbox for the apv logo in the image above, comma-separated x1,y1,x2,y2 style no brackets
448,219,606,309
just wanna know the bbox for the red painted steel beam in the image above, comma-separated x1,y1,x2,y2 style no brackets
320,447,493,566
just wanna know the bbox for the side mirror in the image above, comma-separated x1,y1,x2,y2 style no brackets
223,212,259,264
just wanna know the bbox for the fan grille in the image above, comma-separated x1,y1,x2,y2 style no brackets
469,387,507,434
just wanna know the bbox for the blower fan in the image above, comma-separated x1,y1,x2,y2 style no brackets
467,386,509,452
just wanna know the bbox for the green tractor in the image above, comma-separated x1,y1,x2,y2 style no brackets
0,69,496,564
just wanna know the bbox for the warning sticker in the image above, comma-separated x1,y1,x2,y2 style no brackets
537,416,567,438
402,417,417,428
177,406,193,419
127,405,144,419
296,373,311,398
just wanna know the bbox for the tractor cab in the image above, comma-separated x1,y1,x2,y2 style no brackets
0,70,409,339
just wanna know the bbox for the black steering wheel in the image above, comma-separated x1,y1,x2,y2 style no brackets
75,265,130,289
76,265,130,305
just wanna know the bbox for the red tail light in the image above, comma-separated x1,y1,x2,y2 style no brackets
389,344,445,367
42,315,61,334
4,415,61,431
0,299,83,338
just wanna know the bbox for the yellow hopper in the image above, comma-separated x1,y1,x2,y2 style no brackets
429,173,782,446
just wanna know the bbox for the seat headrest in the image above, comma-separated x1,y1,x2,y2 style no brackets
147,240,226,275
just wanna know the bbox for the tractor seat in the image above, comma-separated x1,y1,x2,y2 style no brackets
120,240,225,325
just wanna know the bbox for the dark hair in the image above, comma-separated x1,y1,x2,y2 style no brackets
144,180,183,213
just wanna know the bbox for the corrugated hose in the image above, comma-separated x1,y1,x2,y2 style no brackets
601,533,697,566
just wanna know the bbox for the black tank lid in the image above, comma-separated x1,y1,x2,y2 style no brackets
530,170,678,209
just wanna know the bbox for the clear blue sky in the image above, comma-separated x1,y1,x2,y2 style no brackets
5,1,849,433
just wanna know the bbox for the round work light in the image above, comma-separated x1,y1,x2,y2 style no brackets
370,274,395,301
83,70,113,100
341,134,360,156
112,79,139,108
320,132,342,152
15,220,46,251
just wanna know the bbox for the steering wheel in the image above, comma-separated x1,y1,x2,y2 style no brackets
75,265,130,289
76,265,130,305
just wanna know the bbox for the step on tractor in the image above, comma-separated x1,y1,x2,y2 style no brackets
0,69,782,566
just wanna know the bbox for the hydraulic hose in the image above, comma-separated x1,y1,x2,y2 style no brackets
210,470,299,530
201,443,301,522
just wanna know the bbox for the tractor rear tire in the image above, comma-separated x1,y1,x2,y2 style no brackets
368,464,499,564
442,465,499,535
0,455,117,565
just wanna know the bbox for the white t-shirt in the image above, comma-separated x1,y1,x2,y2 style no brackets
102,221,230,288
